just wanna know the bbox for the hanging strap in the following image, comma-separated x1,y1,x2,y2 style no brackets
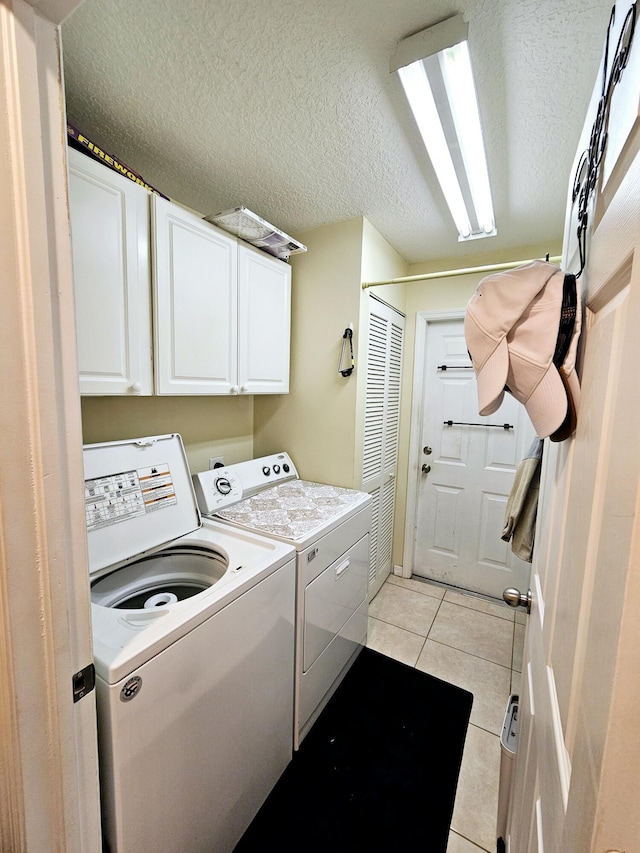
338,327,354,377
552,273,577,368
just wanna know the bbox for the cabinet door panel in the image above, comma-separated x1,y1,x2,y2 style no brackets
238,244,291,394
153,197,238,394
68,148,152,395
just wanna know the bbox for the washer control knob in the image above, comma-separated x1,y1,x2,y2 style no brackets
273,464,281,474
215,477,232,495
262,466,271,476
283,463,290,473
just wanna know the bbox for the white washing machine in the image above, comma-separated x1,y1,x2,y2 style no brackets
83,434,296,853
192,453,372,748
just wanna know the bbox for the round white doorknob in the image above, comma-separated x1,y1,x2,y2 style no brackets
230,385,239,394
240,385,248,393
130,382,142,393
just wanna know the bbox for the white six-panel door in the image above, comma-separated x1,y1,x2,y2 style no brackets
410,316,534,600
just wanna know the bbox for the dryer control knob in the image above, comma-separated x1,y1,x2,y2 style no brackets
215,477,232,495
262,466,271,476
283,463,290,473
273,464,281,474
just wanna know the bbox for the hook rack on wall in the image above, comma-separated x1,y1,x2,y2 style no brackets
338,323,355,377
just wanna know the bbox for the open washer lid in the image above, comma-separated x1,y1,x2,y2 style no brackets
83,434,201,577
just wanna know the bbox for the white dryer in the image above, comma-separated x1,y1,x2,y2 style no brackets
83,434,296,853
192,453,372,748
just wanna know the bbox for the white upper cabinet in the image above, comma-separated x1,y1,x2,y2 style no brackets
68,150,292,396
152,196,238,395
152,196,291,395
68,147,153,395
238,243,291,394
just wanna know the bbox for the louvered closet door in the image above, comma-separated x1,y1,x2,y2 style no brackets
362,295,404,599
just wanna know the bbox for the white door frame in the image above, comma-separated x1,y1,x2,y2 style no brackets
402,309,465,579
0,1,102,850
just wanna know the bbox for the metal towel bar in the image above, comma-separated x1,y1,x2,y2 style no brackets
443,420,513,430
437,364,474,370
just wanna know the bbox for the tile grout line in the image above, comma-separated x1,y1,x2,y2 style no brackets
368,614,434,644
387,574,517,620
449,827,494,853
420,636,513,671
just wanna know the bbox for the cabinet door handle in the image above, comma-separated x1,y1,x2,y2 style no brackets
335,559,350,579
230,385,239,394
240,385,248,393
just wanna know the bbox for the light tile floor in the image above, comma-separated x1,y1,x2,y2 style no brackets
367,574,527,853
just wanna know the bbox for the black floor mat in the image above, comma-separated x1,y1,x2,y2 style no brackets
234,647,473,853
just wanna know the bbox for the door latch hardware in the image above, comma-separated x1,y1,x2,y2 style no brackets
503,587,532,614
423,446,432,455
72,663,96,703
421,464,431,474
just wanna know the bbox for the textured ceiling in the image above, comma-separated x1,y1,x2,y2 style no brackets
61,0,612,265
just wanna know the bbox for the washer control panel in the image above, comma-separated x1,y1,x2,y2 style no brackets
192,452,298,515
192,469,243,514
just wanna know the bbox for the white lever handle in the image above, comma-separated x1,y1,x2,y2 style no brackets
335,559,350,579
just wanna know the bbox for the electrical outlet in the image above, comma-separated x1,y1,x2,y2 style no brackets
209,456,225,470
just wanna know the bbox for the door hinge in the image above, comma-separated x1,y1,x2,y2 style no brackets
72,663,96,703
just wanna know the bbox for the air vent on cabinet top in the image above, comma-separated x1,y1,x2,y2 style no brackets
205,206,307,261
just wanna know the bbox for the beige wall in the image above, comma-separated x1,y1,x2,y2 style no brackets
359,218,407,307
81,395,253,474
253,218,365,486
253,215,408,494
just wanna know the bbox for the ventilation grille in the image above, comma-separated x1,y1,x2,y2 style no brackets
363,313,387,484
368,486,380,587
384,321,403,471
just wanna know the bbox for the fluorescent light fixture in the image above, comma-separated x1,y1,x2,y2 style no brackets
391,15,496,241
